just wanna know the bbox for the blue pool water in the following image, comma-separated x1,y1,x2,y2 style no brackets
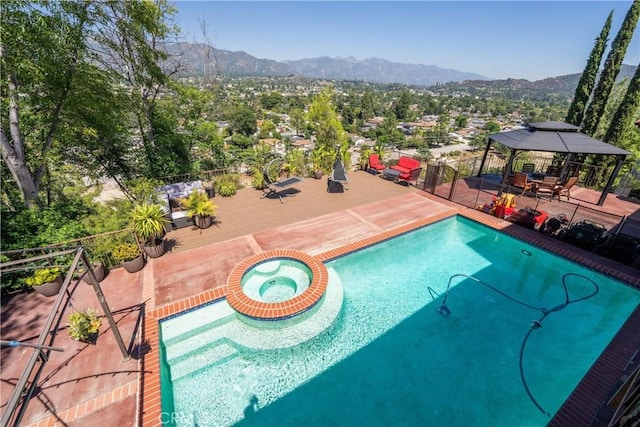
159,216,640,426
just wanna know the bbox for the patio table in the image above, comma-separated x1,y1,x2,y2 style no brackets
382,168,402,181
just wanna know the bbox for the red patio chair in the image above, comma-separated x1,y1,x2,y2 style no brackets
368,154,386,173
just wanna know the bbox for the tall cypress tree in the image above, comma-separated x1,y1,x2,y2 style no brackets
565,11,613,126
603,64,640,147
582,0,640,136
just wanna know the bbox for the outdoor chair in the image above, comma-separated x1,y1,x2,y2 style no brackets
522,163,535,174
512,172,533,193
368,154,385,174
545,165,561,177
327,156,348,193
555,176,579,201
261,156,303,203
398,166,422,186
535,176,561,201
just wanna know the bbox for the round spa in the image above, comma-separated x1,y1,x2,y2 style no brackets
226,250,328,321
242,259,311,303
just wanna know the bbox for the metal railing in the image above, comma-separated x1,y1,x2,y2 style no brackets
420,157,632,244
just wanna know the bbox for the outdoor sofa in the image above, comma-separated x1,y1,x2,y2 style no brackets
390,156,421,183
156,180,205,229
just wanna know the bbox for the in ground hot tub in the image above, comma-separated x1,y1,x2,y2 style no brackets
226,250,328,321
241,259,311,303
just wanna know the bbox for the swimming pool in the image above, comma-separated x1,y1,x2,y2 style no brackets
158,216,640,426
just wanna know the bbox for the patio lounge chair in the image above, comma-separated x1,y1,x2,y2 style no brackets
261,157,303,203
368,154,385,174
327,156,348,193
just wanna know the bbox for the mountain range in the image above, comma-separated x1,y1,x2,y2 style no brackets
167,42,637,91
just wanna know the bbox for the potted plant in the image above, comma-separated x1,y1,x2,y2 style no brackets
67,307,102,343
310,146,330,179
131,203,168,258
180,190,218,229
358,147,373,171
80,260,106,285
26,267,63,297
112,242,144,273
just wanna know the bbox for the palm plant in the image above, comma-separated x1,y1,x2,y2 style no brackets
131,203,167,245
180,190,218,228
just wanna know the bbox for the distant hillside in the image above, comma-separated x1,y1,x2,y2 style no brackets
429,64,638,99
165,43,293,78
164,43,637,97
164,43,487,84
282,56,489,86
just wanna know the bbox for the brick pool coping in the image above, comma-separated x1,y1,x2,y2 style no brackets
226,250,328,320
139,209,640,426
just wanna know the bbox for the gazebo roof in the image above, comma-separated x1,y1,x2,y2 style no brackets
489,121,631,156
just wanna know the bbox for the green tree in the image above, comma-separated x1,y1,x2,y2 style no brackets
93,0,179,173
566,11,613,126
393,90,412,121
308,87,349,173
454,115,468,129
582,1,640,136
1,1,93,207
259,120,277,139
469,132,489,151
227,105,257,137
603,65,640,150
260,92,283,110
484,120,502,134
289,108,306,135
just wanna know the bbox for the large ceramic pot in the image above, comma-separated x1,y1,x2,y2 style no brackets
122,253,145,273
81,262,106,285
195,215,213,229
143,238,165,259
32,276,63,297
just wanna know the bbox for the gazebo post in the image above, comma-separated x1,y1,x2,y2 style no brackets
597,154,627,206
559,153,573,182
496,148,517,197
476,139,493,177
502,149,518,186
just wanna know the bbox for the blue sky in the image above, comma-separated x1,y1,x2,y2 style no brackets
173,1,640,81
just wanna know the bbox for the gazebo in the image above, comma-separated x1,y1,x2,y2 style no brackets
477,121,632,206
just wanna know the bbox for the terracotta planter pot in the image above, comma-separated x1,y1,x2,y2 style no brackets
32,276,63,297
143,238,165,259
195,215,213,229
81,262,106,285
121,254,145,273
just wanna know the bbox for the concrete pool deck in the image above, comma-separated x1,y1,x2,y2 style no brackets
1,171,639,426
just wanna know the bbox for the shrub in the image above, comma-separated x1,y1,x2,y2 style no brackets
216,182,237,197
67,308,102,341
112,243,141,263
251,167,267,189
25,267,62,287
